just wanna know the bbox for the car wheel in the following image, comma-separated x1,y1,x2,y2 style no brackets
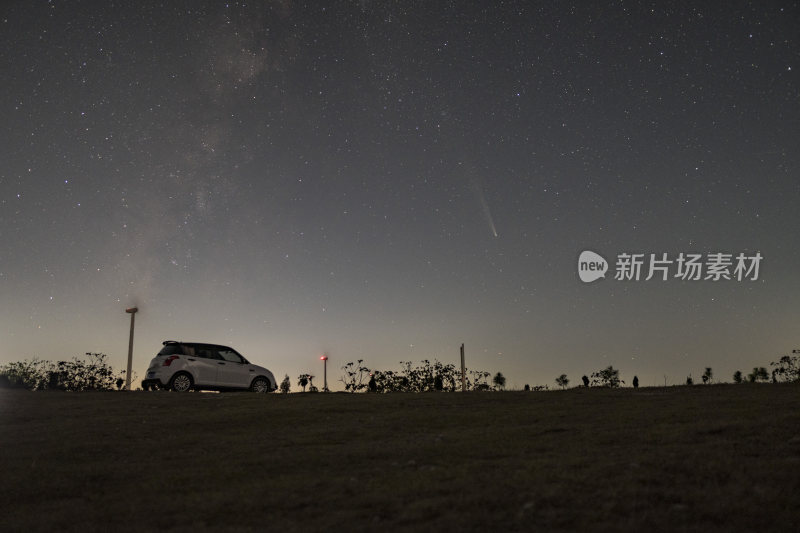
251,377,270,393
169,372,193,392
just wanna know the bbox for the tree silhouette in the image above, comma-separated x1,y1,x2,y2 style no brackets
555,374,569,389
279,374,291,394
748,367,769,383
591,366,622,388
686,375,693,386
632,376,639,388
298,374,309,392
733,370,743,384
771,355,800,382
582,375,589,387
492,372,506,390
702,367,713,384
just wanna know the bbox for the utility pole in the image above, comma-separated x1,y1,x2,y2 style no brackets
320,355,328,392
125,307,138,390
460,343,466,392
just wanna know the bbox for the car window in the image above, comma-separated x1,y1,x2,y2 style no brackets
158,344,184,356
196,347,222,360
218,349,244,363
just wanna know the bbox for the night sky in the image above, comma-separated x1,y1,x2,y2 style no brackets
2,1,798,389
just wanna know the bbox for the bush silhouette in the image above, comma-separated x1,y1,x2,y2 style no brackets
0,353,124,391
770,355,800,382
339,359,494,393
748,367,769,383
591,366,622,388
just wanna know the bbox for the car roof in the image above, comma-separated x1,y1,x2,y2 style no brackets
162,340,237,351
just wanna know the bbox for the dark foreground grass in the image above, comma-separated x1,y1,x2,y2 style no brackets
1,384,799,532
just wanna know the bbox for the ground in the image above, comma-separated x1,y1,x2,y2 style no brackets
1,384,798,532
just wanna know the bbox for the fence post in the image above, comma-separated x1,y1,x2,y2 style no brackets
460,343,466,392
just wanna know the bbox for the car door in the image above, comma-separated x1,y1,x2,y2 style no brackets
216,348,253,388
185,345,221,386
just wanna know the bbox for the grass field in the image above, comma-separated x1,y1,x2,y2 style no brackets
1,384,799,532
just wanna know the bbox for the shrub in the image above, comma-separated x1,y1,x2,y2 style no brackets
0,353,124,391
770,355,800,382
591,366,622,388
339,359,492,393
470,370,492,391
0,359,52,390
748,367,769,383
340,360,370,393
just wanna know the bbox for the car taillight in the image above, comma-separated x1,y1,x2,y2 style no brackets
163,355,179,366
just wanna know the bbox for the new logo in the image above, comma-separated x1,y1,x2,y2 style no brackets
578,250,608,283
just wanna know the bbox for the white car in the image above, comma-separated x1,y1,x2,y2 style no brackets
142,341,277,392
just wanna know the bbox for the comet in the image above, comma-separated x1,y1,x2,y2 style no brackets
470,177,498,238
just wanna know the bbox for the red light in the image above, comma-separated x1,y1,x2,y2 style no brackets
320,356,328,360
163,355,179,366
